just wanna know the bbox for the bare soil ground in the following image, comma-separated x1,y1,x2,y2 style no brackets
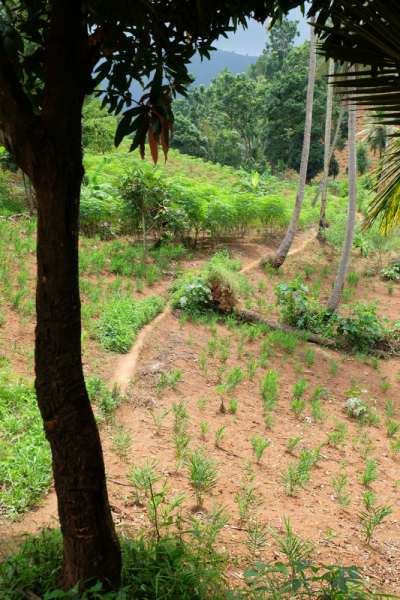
2,228,400,593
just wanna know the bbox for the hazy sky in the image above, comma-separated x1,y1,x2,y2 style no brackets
215,7,310,57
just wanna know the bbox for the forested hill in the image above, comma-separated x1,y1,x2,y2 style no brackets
188,49,258,87
128,49,258,102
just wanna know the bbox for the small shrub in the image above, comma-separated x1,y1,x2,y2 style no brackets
304,346,316,367
292,376,308,399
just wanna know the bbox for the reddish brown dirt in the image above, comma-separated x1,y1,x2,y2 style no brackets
2,231,400,592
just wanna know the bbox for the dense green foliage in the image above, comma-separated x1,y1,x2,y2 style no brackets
171,19,339,176
96,295,166,353
0,376,51,516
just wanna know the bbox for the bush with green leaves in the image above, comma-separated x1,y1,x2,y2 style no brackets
274,279,332,335
0,527,228,600
96,294,165,352
171,252,240,314
171,273,213,312
381,260,400,281
336,301,392,348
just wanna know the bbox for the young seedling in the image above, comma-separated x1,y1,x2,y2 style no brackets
244,520,269,559
234,472,264,523
169,368,184,389
313,385,329,402
200,421,209,440
311,399,328,425
390,435,400,455
327,418,348,449
207,338,219,357
304,347,316,367
331,464,351,509
360,458,379,488
186,447,219,506
224,366,244,394
261,369,280,412
156,372,169,396
229,398,238,414
111,425,132,462
292,377,308,400
279,459,310,497
291,399,307,420
197,395,210,411
357,499,393,545
215,425,227,447
385,399,396,420
329,360,339,375
264,413,275,430
251,435,272,464
237,340,245,358
199,353,208,376
149,408,170,435
380,378,392,394
220,345,229,363
286,436,302,454
128,459,162,505
246,359,258,380
272,517,313,568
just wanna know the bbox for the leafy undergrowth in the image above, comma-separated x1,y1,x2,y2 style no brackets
0,376,51,517
0,524,385,599
96,295,166,353
0,375,124,517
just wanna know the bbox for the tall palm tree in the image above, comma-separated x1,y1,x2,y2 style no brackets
308,0,400,234
264,16,316,268
327,65,357,312
317,58,335,240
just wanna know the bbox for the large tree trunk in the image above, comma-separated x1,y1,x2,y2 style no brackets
29,1,121,590
34,162,121,591
317,58,335,240
327,66,357,313
264,17,316,269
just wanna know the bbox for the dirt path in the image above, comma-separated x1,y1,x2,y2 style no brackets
0,230,317,542
112,229,317,391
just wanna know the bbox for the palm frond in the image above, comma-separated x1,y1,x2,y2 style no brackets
363,137,400,233
310,0,400,129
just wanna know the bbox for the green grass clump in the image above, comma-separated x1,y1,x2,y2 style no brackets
97,294,165,352
0,376,51,515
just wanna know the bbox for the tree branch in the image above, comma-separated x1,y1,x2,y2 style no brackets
0,38,37,169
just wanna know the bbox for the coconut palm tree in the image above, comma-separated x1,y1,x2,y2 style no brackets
317,58,335,240
309,0,400,234
264,16,316,268
327,65,357,312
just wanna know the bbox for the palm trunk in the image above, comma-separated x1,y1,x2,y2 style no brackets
311,100,345,209
266,17,316,268
317,58,335,240
141,205,147,263
327,66,357,312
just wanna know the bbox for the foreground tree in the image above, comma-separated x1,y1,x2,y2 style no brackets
0,0,281,590
264,17,317,268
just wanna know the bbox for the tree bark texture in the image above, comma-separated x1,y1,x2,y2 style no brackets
268,17,316,268
327,66,357,313
240,309,333,346
0,0,121,590
318,58,335,238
